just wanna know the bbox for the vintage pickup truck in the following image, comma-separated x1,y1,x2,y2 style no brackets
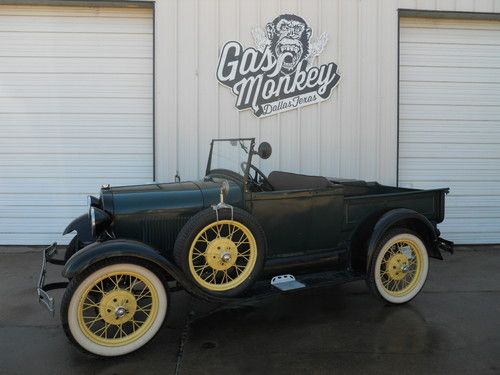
37,137,453,357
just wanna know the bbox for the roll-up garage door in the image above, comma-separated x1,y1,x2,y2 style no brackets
399,17,500,244
0,5,153,245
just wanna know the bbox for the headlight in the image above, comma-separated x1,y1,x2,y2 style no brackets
89,206,111,236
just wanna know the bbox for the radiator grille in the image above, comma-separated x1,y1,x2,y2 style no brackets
140,216,191,253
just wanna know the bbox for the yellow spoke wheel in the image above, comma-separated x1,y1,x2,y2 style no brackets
77,271,158,346
379,240,423,297
188,220,258,292
371,229,429,304
63,262,168,357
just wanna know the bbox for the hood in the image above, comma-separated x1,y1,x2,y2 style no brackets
102,179,244,252
106,181,204,216
105,178,244,217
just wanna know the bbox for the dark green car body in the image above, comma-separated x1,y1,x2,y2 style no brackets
61,138,451,296
33,136,456,360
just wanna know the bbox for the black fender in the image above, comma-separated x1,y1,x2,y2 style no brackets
63,214,94,243
366,208,442,270
61,239,229,303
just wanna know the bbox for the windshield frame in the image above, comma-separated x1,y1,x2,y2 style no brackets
205,138,256,186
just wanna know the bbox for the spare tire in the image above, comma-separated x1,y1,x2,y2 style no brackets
173,207,266,297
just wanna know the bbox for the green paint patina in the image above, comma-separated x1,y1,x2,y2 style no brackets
88,138,448,272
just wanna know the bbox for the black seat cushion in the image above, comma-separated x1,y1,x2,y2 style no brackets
267,171,333,191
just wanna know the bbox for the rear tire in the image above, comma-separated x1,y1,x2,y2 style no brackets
173,207,266,297
367,228,429,305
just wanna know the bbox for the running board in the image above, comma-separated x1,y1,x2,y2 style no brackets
235,270,365,303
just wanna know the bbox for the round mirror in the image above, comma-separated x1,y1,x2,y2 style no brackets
257,142,272,159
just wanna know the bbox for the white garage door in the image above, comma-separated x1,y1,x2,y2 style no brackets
399,17,500,244
0,5,153,245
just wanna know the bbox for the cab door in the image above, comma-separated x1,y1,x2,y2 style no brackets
308,189,344,251
249,187,343,257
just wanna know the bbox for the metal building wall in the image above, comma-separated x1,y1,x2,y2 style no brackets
399,15,500,244
0,4,153,245
153,0,500,184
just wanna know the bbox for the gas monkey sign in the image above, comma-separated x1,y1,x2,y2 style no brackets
217,14,340,118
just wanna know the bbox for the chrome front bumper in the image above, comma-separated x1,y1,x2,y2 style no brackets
36,243,68,316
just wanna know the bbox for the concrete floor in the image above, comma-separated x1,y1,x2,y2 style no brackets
0,246,499,375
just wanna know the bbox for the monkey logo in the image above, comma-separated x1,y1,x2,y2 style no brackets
267,14,311,73
254,14,328,74
217,14,340,118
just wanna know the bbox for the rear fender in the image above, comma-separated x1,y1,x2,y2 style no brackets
63,214,93,243
62,239,224,303
366,208,442,270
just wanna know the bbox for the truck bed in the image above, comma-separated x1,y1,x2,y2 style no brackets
329,178,418,197
329,179,449,226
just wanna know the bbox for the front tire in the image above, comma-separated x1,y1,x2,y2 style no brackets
367,228,429,304
61,259,168,357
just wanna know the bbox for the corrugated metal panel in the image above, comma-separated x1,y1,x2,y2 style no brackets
2,0,498,245
154,0,499,182
399,16,500,244
152,0,500,246
0,4,153,245
154,0,398,184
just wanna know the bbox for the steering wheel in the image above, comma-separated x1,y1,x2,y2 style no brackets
240,162,273,191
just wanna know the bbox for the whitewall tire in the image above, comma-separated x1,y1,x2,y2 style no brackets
367,228,429,304
61,261,168,357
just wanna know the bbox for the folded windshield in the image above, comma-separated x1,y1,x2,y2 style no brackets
206,139,254,177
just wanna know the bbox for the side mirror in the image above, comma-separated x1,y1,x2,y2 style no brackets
257,142,272,159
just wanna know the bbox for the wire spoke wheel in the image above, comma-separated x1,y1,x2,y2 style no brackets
188,220,258,292
63,261,168,356
379,240,423,297
369,229,429,304
78,271,158,346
